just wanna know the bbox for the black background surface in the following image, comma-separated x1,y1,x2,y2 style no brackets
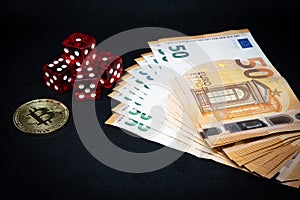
1,0,300,199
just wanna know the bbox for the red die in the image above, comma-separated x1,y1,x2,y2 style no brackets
81,51,123,88
44,76,72,94
73,64,101,101
99,55,123,88
61,32,96,65
43,57,74,94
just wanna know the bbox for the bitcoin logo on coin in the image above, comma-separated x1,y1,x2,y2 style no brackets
13,99,69,135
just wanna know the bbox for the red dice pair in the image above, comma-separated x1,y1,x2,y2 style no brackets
42,32,123,101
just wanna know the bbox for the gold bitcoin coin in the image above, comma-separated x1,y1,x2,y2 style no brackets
13,99,69,135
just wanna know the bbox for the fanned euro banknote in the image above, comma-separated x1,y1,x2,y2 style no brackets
105,29,300,188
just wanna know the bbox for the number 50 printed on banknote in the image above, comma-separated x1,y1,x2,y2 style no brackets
157,29,300,147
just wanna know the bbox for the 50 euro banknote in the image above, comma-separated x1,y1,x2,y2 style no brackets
153,28,300,147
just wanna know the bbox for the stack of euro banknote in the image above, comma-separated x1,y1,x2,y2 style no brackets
105,29,300,188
